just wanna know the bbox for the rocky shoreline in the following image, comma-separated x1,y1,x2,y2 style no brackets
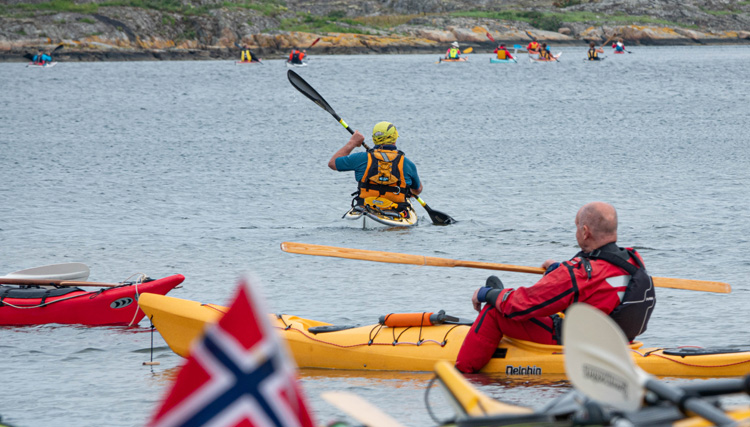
2,1,749,62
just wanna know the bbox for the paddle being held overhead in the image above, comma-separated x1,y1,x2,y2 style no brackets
455,201,656,373
329,123,423,218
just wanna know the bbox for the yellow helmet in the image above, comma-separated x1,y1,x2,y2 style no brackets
372,121,399,145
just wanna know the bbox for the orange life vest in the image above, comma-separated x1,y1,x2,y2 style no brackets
357,149,409,204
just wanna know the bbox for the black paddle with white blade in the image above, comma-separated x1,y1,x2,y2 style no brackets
564,304,738,426
287,70,455,225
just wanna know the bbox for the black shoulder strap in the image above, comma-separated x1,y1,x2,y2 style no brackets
585,249,641,276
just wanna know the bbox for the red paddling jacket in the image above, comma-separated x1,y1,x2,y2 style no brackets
488,243,655,342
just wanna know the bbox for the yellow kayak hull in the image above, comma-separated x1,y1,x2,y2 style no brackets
139,293,750,377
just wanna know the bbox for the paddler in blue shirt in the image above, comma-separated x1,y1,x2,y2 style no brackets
33,50,52,65
328,121,423,212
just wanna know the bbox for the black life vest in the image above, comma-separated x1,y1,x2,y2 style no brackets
588,48,598,60
291,51,301,62
579,245,656,341
357,148,410,205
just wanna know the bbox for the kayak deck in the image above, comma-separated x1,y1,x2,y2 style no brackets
343,203,418,228
139,293,750,377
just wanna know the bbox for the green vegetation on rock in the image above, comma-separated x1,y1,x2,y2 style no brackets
452,9,691,30
279,11,370,34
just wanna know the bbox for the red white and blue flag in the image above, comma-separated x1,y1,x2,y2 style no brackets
149,277,316,427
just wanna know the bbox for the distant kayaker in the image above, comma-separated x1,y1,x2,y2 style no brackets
527,38,540,54
455,202,655,374
328,122,423,212
493,44,514,61
613,38,626,53
445,41,462,60
538,43,554,60
33,50,51,65
289,47,306,64
240,44,260,62
587,41,604,60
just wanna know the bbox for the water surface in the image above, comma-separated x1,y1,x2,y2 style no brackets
1,45,749,426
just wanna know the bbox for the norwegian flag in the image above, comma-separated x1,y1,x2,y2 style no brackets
149,277,316,427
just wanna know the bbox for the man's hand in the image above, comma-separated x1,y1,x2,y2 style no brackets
349,130,364,148
472,288,482,312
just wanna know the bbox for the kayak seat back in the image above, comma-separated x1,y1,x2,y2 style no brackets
0,285,81,300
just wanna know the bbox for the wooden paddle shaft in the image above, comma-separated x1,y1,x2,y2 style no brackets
280,242,731,294
0,278,122,288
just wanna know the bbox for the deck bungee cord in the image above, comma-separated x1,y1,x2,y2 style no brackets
274,312,463,349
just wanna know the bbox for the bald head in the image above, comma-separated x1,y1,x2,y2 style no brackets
575,202,618,252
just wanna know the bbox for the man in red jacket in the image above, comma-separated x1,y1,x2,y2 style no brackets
455,202,655,373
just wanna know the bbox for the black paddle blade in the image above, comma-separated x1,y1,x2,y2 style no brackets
52,44,64,53
425,205,456,225
23,53,34,60
287,70,337,115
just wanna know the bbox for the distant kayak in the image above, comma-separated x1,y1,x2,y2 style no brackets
27,62,57,68
490,57,517,64
234,60,262,65
529,52,562,62
286,61,308,67
439,57,468,63
614,50,626,54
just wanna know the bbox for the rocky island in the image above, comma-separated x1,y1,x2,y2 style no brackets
2,0,749,61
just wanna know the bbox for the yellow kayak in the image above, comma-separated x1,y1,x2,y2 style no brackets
138,293,750,377
433,360,750,426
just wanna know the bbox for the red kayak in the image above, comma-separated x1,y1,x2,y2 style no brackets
0,274,184,326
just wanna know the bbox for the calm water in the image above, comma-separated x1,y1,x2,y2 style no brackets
1,45,750,426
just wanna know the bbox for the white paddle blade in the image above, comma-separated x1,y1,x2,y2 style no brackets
321,391,406,427
563,303,646,412
4,263,90,281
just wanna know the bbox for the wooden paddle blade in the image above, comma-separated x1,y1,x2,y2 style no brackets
652,276,730,293
279,242,732,293
0,277,122,288
280,242,544,273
